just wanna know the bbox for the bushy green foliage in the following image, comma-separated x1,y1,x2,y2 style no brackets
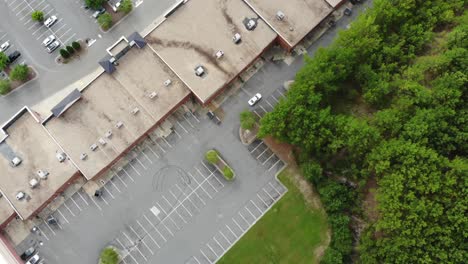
99,247,118,264
31,10,44,22
119,0,133,14
0,79,11,95
222,167,234,180
85,0,105,10
60,49,70,59
9,65,29,82
205,150,218,164
239,110,256,130
66,45,75,54
98,13,112,30
0,52,8,71
259,0,467,262
71,41,81,50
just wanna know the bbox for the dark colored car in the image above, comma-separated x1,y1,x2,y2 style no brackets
7,51,21,64
20,247,35,260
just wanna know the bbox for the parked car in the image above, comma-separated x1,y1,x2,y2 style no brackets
92,7,106,19
20,247,35,260
44,15,58,28
248,93,262,106
0,41,10,52
46,40,60,53
7,51,21,64
42,35,56,46
25,254,40,264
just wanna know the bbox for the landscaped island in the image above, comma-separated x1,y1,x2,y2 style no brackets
205,149,235,181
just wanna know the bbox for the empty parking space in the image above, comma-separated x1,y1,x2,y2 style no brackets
247,139,285,173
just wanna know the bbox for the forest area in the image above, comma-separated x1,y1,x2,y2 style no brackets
258,0,467,263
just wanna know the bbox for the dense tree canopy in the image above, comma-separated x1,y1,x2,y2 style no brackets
259,0,467,262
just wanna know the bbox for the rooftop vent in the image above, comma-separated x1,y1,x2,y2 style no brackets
105,130,112,139
129,40,136,47
16,192,25,201
195,65,205,77
276,11,285,21
131,107,140,115
37,170,49,179
29,178,39,189
215,50,224,59
56,152,66,162
246,19,256,30
98,138,107,145
164,80,172,86
11,157,22,167
115,121,124,129
232,33,241,44
90,144,98,151
148,92,158,99
80,153,88,160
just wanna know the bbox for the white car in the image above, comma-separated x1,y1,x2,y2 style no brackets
44,15,58,28
42,35,56,46
248,93,262,106
0,41,10,52
46,40,60,53
26,254,40,264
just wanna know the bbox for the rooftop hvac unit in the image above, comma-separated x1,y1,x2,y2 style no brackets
276,11,285,21
195,66,205,77
16,192,25,200
80,153,88,160
148,92,158,99
11,157,22,167
246,19,256,30
37,170,49,179
232,33,241,44
115,121,124,129
98,138,107,145
129,40,136,47
29,178,39,189
131,107,140,115
56,152,66,162
215,50,224,59
105,130,112,138
90,144,98,151
164,79,172,86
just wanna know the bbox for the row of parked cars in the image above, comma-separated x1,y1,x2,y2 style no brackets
20,247,40,264
0,42,21,65
43,15,61,53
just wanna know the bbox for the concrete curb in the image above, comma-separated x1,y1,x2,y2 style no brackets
0,66,39,98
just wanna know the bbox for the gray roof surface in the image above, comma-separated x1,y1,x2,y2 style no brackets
51,89,82,117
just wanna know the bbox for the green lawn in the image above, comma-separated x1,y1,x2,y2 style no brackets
218,168,328,264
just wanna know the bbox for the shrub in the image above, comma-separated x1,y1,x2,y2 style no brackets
119,0,133,14
223,167,234,180
0,52,8,71
9,65,29,82
99,247,119,264
98,13,112,30
0,80,11,95
71,41,81,50
60,49,70,59
85,0,105,10
205,150,219,164
31,10,44,22
240,110,256,130
66,45,75,54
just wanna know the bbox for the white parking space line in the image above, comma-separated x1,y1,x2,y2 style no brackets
62,33,76,45
146,145,160,158
122,167,136,182
250,199,262,213
103,185,116,199
219,230,231,243
36,225,49,241
78,191,90,206
162,136,172,148
16,5,30,16
245,206,256,218
70,196,82,211
0,34,7,41
57,208,70,224
253,110,262,118
257,194,269,207
154,213,174,237
201,162,224,187
173,128,182,138
196,167,218,192
123,232,148,261
189,111,200,123
188,172,212,199
130,225,155,254
12,3,25,12
271,94,280,103
90,196,103,211
134,156,147,170
155,202,180,230
226,224,237,237
192,256,201,264
259,105,268,114
257,148,269,159
263,153,275,165
57,27,72,39
213,237,225,250
116,238,138,264
143,214,168,241
137,220,160,249
206,243,218,257
114,172,128,187
232,218,244,231
238,212,249,225
176,184,200,211
43,220,56,236
52,23,66,34
200,249,211,263
63,202,76,217
110,179,122,193
182,114,195,128
8,0,20,7
250,141,264,153
141,150,153,164
152,139,166,153
269,182,282,196
32,25,44,35
176,120,188,133
269,159,282,171
265,99,275,109
129,162,142,176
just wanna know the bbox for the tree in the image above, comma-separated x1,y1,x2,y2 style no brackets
0,52,8,71
31,10,44,22
85,0,105,10
98,13,112,30
99,247,119,264
239,110,256,130
60,49,70,59
9,65,29,82
0,79,10,95
118,0,133,14
223,167,234,180
322,248,343,264
205,150,218,164
71,41,81,50
66,45,75,55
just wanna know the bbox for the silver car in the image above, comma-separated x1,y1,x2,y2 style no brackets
46,40,60,53
0,41,9,52
44,15,58,28
42,35,56,46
